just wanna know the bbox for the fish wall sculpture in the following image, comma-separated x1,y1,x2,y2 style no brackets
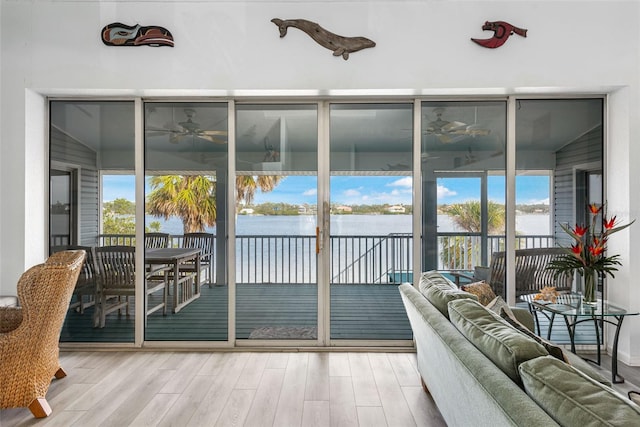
471,21,527,49
271,18,375,60
101,22,174,47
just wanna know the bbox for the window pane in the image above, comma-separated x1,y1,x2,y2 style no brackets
144,102,229,341
51,100,135,343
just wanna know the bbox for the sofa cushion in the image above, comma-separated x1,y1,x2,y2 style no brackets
448,298,548,383
424,285,478,319
418,270,457,294
519,356,640,426
497,308,612,387
461,281,496,306
499,308,566,361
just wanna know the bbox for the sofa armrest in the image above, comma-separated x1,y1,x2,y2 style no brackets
510,307,535,332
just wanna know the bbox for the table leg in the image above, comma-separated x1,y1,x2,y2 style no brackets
612,316,625,384
173,261,179,313
547,312,555,341
591,314,601,366
563,315,577,354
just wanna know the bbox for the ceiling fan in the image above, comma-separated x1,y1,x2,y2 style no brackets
425,107,490,143
146,108,228,144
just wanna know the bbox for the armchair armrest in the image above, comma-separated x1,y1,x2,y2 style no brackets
0,306,23,333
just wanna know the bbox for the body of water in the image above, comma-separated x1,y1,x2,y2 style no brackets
147,214,551,236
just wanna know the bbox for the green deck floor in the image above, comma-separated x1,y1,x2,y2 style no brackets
61,284,413,343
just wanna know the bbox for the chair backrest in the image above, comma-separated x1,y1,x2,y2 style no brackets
17,250,85,342
182,232,214,262
488,247,574,297
51,245,97,286
145,233,170,249
95,246,136,291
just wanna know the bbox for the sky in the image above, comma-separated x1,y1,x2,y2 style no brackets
103,174,550,206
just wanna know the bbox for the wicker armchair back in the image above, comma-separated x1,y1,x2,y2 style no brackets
0,250,85,417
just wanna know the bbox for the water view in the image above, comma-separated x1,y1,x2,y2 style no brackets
147,213,551,236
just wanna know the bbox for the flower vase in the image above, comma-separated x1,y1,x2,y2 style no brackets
582,268,597,305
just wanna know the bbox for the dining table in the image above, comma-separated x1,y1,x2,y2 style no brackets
145,247,201,313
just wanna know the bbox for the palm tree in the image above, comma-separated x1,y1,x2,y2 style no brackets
441,200,506,269
147,174,283,233
446,200,505,234
147,175,217,233
235,175,282,206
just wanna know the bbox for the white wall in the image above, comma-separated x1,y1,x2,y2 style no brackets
2,0,640,359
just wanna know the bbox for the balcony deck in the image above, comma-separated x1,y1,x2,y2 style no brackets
61,283,413,343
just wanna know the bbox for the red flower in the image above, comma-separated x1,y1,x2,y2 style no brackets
604,216,617,230
589,203,603,214
588,245,605,256
573,225,588,237
571,244,582,255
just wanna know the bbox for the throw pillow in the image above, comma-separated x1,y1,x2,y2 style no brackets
448,298,549,383
519,356,640,426
461,281,497,306
486,296,515,318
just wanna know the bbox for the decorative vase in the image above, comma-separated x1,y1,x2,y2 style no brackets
582,268,597,305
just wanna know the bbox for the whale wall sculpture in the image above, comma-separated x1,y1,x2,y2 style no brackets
271,18,376,60
471,21,527,49
101,22,174,47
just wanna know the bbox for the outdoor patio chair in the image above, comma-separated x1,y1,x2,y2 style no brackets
94,246,168,328
145,232,170,248
51,245,97,314
182,232,214,286
451,247,574,299
0,250,85,418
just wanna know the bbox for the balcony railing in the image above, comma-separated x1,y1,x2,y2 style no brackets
96,232,555,285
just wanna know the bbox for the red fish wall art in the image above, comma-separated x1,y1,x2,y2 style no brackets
101,22,174,47
471,21,527,49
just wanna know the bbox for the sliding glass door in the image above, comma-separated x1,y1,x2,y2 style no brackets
235,104,319,342
329,103,414,341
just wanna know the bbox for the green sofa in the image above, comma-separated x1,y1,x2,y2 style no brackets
399,271,640,427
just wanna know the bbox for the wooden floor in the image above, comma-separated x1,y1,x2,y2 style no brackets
0,351,446,427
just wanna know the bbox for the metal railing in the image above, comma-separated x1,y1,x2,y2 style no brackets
438,234,555,270
94,232,555,285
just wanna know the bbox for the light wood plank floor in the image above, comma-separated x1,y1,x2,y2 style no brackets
0,351,446,427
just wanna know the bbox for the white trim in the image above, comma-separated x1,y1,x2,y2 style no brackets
227,100,237,346
134,98,145,347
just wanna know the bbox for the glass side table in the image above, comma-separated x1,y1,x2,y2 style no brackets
522,293,639,384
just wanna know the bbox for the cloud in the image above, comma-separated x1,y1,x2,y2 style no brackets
388,177,412,188
437,185,457,198
302,188,317,196
523,197,550,205
343,189,362,197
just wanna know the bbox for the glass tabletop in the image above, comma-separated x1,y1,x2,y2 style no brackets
525,293,639,317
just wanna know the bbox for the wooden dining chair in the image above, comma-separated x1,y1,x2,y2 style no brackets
145,232,170,249
93,246,168,328
182,232,215,286
50,245,98,314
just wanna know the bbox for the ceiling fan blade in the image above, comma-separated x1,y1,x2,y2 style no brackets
197,134,227,144
199,130,228,136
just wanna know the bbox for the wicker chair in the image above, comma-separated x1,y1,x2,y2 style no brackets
0,250,85,418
